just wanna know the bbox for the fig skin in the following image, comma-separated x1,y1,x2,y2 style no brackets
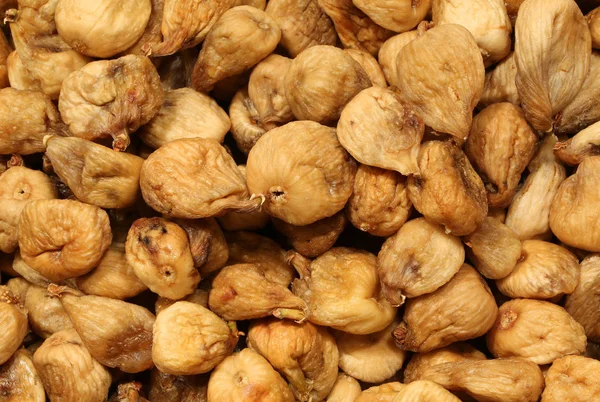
553,119,600,165
0,166,56,202
479,52,520,107
565,253,600,342
174,218,229,277
325,373,361,402
155,289,209,315
148,369,208,402
228,87,267,155
355,382,405,402
25,285,73,339
0,287,28,365
0,31,11,89
353,0,431,33
378,30,418,87
541,355,600,401
0,349,45,402
344,48,387,87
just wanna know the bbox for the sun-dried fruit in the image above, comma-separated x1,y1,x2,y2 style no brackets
486,298,587,364
234,0,266,7
565,254,600,342
0,31,11,89
0,200,28,254
174,218,228,277
479,52,520,107
0,287,28,365
229,87,266,155
155,289,209,315
514,0,591,131
11,250,52,287
344,48,386,87
246,121,356,226
5,50,41,93
156,48,197,91
393,264,497,352
553,120,600,165
326,373,361,402
504,0,524,23
0,166,56,202
5,277,31,304
355,382,404,402
248,319,338,402
25,285,72,339
541,355,600,401
588,7,600,48
353,0,430,33
148,369,208,402
378,30,418,87
108,382,148,402
0,349,45,402
393,380,461,402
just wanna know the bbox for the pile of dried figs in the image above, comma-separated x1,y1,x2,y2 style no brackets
1,0,600,400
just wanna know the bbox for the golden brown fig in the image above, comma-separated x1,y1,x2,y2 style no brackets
465,103,538,207
248,319,338,402
393,264,498,352
392,381,461,402
191,6,281,92
18,199,112,282
0,349,45,402
0,166,56,202
407,141,488,236
486,299,587,364
155,289,209,315
553,120,600,165
344,48,387,87
0,287,28,365
109,382,148,402
58,55,164,151
463,216,522,279
156,48,197,91
139,88,230,149
207,348,295,402
174,218,228,277
246,121,356,226
0,31,11,89
125,217,199,300
233,0,266,7
514,0,591,131
290,248,397,334
565,254,600,342
395,23,485,141
122,0,164,56
0,88,66,155
355,382,404,402
0,200,28,254
325,373,361,402
353,0,430,33
549,155,600,251
25,285,72,339
141,138,259,219
588,7,600,49
378,30,418,87
5,50,41,93
153,301,238,375
229,87,267,155
337,86,424,175
378,217,464,305
148,369,208,402
265,0,337,57
209,263,308,321
272,212,346,258
541,355,600,401
11,251,51,287
5,277,31,305
479,52,520,107
318,0,394,55
33,328,111,402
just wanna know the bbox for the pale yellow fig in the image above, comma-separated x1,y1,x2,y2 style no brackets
12,251,52,287
344,49,387,87
122,0,164,56
0,31,11,89
25,285,72,339
392,380,461,402
353,0,431,33
229,87,267,155
486,298,587,364
479,52,520,107
0,287,28,365
0,200,28,254
355,382,404,402
0,349,45,402
395,23,485,141
378,30,418,87
337,86,424,175
5,277,31,305
0,166,56,202
233,0,266,7
6,51,41,92
377,217,464,305
155,289,209,315
565,254,600,342
588,7,600,49
554,119,600,165
148,368,208,402
541,355,600,401
325,373,361,402
514,0,591,131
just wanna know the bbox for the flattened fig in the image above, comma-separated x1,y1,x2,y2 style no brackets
229,87,266,155
541,355,600,401
174,218,229,277
353,0,431,33
325,373,361,402
565,254,600,342
0,349,45,402
25,285,72,339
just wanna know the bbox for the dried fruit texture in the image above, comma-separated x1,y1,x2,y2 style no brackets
479,52,520,107
55,0,151,57
157,48,197,91
355,382,405,402
125,217,199,299
229,87,266,154
11,250,52,287
247,319,338,402
514,0,591,132
225,231,295,287
378,30,418,87
411,358,544,402
109,382,148,402
247,55,294,131
0,31,11,89
0,287,28,365
25,285,72,339
0,88,66,155
149,369,208,402
391,381,460,402
153,301,238,375
353,0,430,33
588,7,600,48
234,0,266,7
550,155,600,251
496,240,579,299
541,355,600,401
393,264,498,352
175,218,228,277
150,0,235,56
0,166,56,201
565,254,600,342
58,55,164,151
318,0,394,55
207,348,295,402
486,299,587,364
381,219,461,304
338,87,424,175
210,70,251,103
155,289,209,315
407,141,488,236
122,0,164,56
141,138,259,219
284,45,371,124
191,6,281,92
290,248,397,334
326,373,362,402
139,88,230,149
5,277,31,304
0,200,28,254
395,24,485,141
18,199,112,282
463,216,522,279
265,0,337,57
554,120,600,165
505,134,566,240
0,349,45,402
334,322,406,383
247,121,356,226
273,212,346,258
504,0,524,23
33,328,111,402
5,51,41,92
344,48,387,87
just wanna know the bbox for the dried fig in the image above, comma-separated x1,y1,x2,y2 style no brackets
407,141,488,236
33,328,111,402
175,218,228,277
234,0,266,7
290,248,397,334
479,52,520,107
378,30,418,87
337,86,424,175
109,382,148,402
553,120,600,165
344,48,387,87
218,168,270,231
156,48,197,91
191,6,281,92
514,0,591,131
265,0,337,57
392,380,461,402
0,287,28,365
138,88,230,149
58,54,164,151
12,250,51,287
0,200,28,254
394,23,485,141
5,277,31,304
0,166,56,202
588,7,600,49
0,31,10,89
155,289,209,315
148,369,208,402
284,45,371,124
0,349,45,402
18,199,112,282
326,373,361,402
565,254,600,342
246,121,356,226
355,382,404,402
5,51,41,92
122,0,164,56
25,285,72,339
207,348,295,402
541,355,600,401
247,319,338,402
486,298,587,364
393,264,498,352
352,0,430,33
229,87,266,154
504,0,524,23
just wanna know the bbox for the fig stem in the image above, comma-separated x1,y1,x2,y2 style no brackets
112,132,131,152
273,308,306,322
286,251,311,279
7,154,23,168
